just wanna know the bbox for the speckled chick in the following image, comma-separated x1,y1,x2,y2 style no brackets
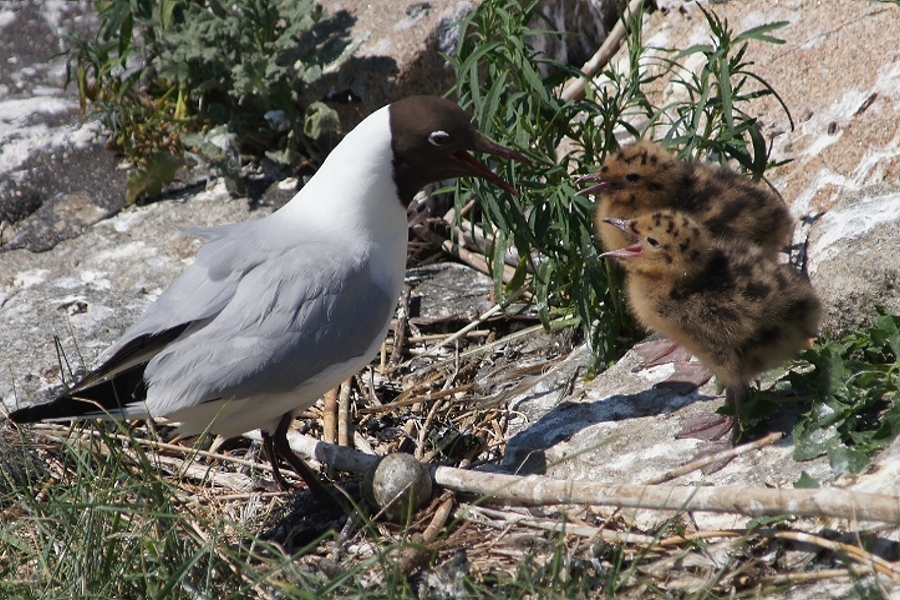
579,141,794,257
600,210,822,442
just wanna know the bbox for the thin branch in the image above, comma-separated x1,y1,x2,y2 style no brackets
323,387,338,444
31,424,278,475
400,493,456,575
389,286,411,367
658,528,900,581
434,468,900,524
250,429,900,524
357,384,472,415
644,432,784,484
338,378,353,447
461,504,658,545
411,222,517,283
412,285,531,360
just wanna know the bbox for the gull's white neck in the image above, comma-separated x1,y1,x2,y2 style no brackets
274,105,408,294
278,106,404,238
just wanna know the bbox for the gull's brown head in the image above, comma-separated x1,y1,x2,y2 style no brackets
389,96,533,203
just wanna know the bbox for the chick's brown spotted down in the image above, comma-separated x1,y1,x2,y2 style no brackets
600,210,822,442
580,141,794,258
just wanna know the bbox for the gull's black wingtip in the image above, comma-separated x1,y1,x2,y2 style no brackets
7,368,147,425
8,396,95,425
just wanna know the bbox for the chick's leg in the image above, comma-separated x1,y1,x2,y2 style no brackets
634,337,686,367
674,385,750,474
675,412,734,442
634,337,714,392
727,385,749,445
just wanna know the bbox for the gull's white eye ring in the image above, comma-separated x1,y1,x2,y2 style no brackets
428,130,452,146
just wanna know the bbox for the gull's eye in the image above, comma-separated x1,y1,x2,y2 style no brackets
626,173,641,182
646,236,660,247
428,130,452,146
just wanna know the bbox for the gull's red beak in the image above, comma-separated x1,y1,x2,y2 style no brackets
449,135,533,197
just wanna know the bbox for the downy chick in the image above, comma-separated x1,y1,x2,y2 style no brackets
600,210,822,442
580,141,794,257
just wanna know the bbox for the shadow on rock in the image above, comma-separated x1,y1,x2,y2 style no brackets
502,386,715,475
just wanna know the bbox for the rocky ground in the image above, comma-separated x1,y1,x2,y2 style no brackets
2,0,900,597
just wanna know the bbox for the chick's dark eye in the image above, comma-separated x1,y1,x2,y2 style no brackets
626,173,641,182
646,236,659,247
428,130,452,147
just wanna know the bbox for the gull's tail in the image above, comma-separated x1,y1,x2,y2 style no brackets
8,365,148,424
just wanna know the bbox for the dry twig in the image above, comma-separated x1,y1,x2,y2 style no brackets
400,492,457,575
323,388,338,444
411,222,516,283
435,468,900,524
389,286,412,367
338,378,353,447
645,432,784,484
658,529,900,582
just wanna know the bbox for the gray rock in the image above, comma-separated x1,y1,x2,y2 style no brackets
502,340,900,533
4,190,118,252
406,262,493,322
311,0,610,129
0,1,127,252
531,0,609,73
807,184,900,337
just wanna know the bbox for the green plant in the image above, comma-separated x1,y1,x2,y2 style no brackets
68,0,354,203
450,0,792,366
789,308,900,475
450,0,648,365
646,4,792,175
0,423,344,598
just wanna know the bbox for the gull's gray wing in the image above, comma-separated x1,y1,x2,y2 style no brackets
67,222,268,390
141,231,395,415
10,219,396,424
103,223,260,354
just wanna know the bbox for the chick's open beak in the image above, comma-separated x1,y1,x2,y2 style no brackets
598,217,642,259
599,244,643,260
576,173,616,197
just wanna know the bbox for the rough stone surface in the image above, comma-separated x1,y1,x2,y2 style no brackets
406,262,494,322
311,0,610,128
0,183,265,408
0,1,128,251
502,344,846,532
807,184,900,335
